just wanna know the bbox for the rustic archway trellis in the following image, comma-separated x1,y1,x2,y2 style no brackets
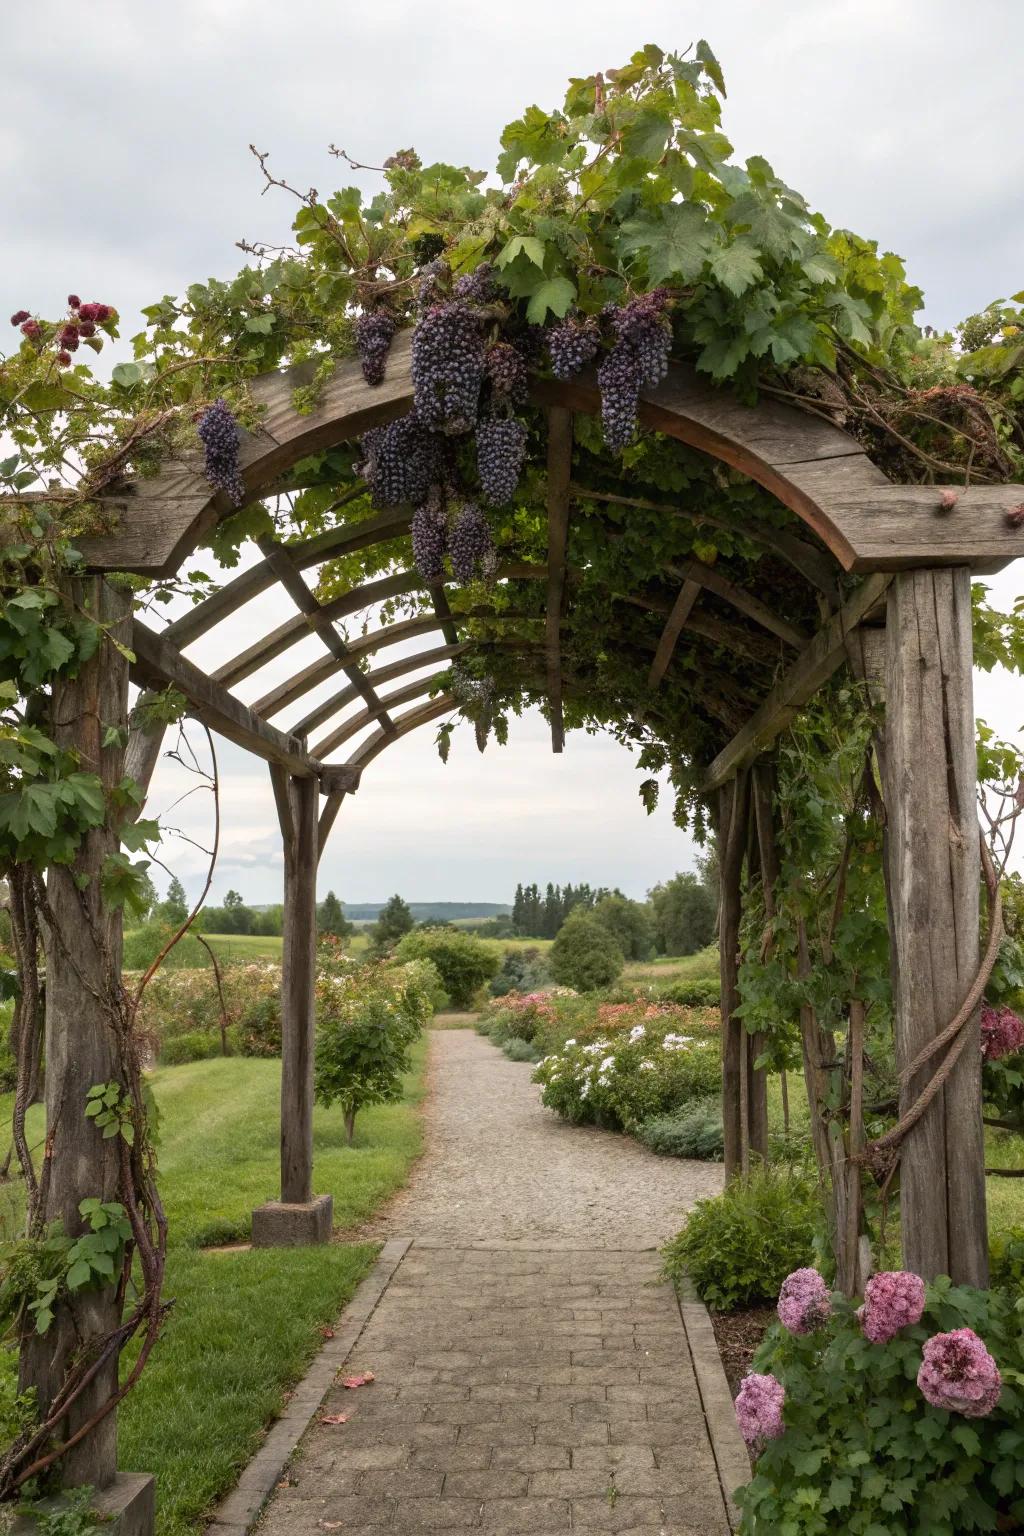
21,337,1024,1498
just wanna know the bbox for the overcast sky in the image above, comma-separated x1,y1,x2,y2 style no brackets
6,1,1023,906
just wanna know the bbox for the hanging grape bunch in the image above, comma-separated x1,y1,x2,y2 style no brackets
411,486,448,583
450,664,497,754
412,297,486,434
476,416,527,506
452,262,495,304
484,341,528,403
448,501,495,585
197,398,245,506
546,314,600,381
598,290,673,453
354,309,396,385
357,413,439,507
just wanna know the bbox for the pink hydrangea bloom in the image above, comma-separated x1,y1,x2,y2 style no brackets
859,1271,926,1343
917,1328,1002,1418
734,1372,786,1448
777,1268,832,1335
981,1004,1024,1061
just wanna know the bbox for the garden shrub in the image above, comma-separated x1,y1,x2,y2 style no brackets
533,1012,721,1131
314,959,433,1140
135,962,283,1061
636,1097,724,1160
502,1036,541,1063
548,910,624,992
661,1165,820,1311
158,1030,224,1067
394,927,498,1009
484,991,560,1044
989,1224,1024,1293
122,921,208,971
737,1273,1024,1535
489,945,549,997
651,977,721,1007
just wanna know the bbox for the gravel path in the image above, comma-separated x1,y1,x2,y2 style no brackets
356,1027,723,1249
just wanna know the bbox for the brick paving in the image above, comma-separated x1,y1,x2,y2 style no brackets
253,1033,733,1535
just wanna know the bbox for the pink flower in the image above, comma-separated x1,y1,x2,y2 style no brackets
981,1004,1024,1061
734,1372,786,1448
859,1271,926,1343
777,1268,832,1335
917,1328,1001,1418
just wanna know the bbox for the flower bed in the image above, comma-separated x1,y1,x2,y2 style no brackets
734,1267,1024,1534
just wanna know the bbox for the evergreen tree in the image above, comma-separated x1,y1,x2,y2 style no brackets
317,890,352,939
373,893,415,950
160,875,188,926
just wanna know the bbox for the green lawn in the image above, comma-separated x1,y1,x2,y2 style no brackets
192,932,284,964
1,1039,428,1536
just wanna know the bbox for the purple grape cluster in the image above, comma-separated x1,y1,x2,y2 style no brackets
355,309,396,385
416,258,449,311
606,289,673,387
448,501,494,585
597,291,673,452
450,665,497,753
358,412,438,507
411,487,448,583
197,399,245,506
477,416,527,506
453,262,495,303
547,314,600,380
597,347,642,454
411,300,485,434
484,342,528,403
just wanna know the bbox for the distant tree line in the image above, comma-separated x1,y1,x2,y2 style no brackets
511,882,616,939
511,856,718,957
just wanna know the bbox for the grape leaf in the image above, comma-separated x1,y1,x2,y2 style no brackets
525,276,577,324
496,235,546,271
709,240,763,297
619,202,714,285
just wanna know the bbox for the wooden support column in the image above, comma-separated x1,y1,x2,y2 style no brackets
719,769,750,1182
885,567,988,1285
252,768,332,1245
20,581,133,1494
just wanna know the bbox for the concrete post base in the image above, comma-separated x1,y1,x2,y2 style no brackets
14,1474,155,1536
251,1193,333,1247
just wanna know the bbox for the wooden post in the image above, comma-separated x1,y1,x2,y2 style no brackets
19,580,128,1490
885,567,988,1285
719,771,749,1182
252,769,332,1244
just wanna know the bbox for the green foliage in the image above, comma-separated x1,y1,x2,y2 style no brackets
549,911,625,992
989,1224,1024,1293
636,1098,724,1160
644,975,721,1007
647,873,717,956
593,893,655,961
489,944,549,997
661,1165,820,1310
533,1011,720,1131
737,1280,1024,1535
159,875,189,927
394,926,498,1009
313,960,433,1138
372,893,415,950
18,1485,108,1536
122,921,208,971
1,1200,132,1337
502,1036,542,1063
316,890,352,939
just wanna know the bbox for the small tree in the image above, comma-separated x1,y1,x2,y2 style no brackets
593,893,655,961
394,926,499,1009
647,872,716,955
372,893,414,950
158,874,188,926
314,961,433,1142
549,910,624,991
317,890,352,939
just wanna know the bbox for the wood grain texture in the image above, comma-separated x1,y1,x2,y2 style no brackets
21,579,129,1486
545,409,574,753
702,573,892,791
648,579,701,687
311,674,444,757
346,694,456,772
279,775,319,1206
719,773,750,1183
885,567,988,1284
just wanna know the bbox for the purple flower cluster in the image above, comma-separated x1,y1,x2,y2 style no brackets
777,1268,832,1335
734,1373,786,1449
981,1004,1024,1061
917,1328,1002,1419
858,1271,926,1344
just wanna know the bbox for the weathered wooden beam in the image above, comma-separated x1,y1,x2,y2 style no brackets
277,774,319,1208
648,579,701,688
318,793,345,860
799,483,1024,573
545,410,574,753
702,572,892,791
290,642,467,737
667,559,809,648
884,567,987,1285
347,694,456,772
129,620,359,791
131,620,319,778
311,674,445,757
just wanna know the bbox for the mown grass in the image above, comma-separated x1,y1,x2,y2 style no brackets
1,1038,428,1536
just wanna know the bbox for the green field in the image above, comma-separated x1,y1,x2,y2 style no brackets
0,1041,427,1536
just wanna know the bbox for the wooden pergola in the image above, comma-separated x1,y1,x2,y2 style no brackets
25,330,1024,1498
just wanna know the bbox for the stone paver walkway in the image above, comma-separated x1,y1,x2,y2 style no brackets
253,1030,733,1536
